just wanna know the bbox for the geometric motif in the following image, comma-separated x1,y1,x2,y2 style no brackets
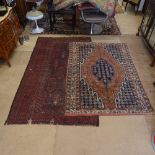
80,79,103,109
92,58,115,86
116,77,137,109
65,42,154,115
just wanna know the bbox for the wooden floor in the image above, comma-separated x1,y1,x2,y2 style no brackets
0,4,155,155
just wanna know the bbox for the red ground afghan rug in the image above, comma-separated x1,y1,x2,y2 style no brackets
5,37,99,126
65,42,154,115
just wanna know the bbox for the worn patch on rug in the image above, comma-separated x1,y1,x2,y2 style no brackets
5,37,99,126
65,42,154,115
38,15,121,35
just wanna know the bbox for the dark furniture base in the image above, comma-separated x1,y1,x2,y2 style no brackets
47,0,76,32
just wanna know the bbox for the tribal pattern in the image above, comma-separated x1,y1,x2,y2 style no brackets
65,42,154,115
92,58,115,86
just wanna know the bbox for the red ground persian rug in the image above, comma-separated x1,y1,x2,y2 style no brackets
65,42,154,115
5,37,99,126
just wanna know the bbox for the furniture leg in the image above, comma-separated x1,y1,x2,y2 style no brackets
48,12,53,31
19,36,24,45
75,6,80,31
135,5,139,15
122,0,124,5
136,27,140,36
31,19,43,33
5,57,11,67
35,20,39,29
150,57,155,67
125,1,129,11
72,7,76,32
53,13,56,24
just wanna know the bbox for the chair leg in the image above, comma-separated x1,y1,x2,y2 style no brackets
122,0,124,5
125,2,129,11
90,23,94,35
135,5,139,15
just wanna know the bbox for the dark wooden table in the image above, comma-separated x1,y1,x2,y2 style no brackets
47,1,76,32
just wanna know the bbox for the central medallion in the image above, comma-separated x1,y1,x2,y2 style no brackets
92,58,115,87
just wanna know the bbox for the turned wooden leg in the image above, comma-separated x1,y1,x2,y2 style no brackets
19,36,24,45
150,57,155,67
6,58,11,67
